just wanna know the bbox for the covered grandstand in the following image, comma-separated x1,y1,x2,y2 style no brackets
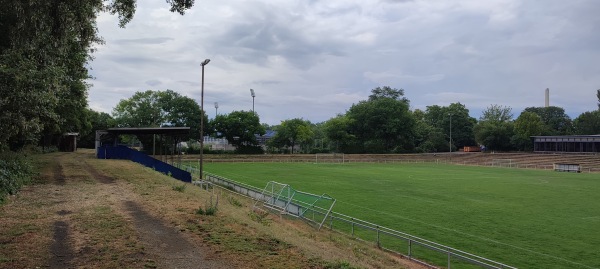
532,135,600,153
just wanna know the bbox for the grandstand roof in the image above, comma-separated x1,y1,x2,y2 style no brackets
105,127,190,136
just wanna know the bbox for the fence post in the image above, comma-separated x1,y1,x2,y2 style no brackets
330,216,333,230
351,218,354,236
448,251,451,269
376,226,380,248
408,239,412,257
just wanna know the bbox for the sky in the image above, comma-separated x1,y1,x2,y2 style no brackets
87,0,600,125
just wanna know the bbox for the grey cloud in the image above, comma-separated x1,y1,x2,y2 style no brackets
177,80,200,87
208,7,345,69
145,79,162,86
253,80,281,85
115,37,174,45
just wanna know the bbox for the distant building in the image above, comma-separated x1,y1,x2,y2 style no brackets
256,130,276,147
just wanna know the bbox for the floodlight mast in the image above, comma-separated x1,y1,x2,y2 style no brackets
214,102,219,117
200,58,210,180
250,88,255,113
448,113,453,154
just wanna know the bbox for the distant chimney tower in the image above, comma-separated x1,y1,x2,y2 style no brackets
545,88,549,107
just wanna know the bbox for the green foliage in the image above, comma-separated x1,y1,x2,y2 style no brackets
0,152,34,203
79,109,116,148
249,209,271,226
474,105,515,151
227,196,243,207
345,87,415,153
512,112,544,150
323,115,356,153
196,203,218,216
323,260,356,269
0,0,197,150
597,89,600,110
172,184,186,192
211,111,265,150
235,145,264,154
523,106,573,135
196,192,219,215
417,103,477,152
573,110,600,135
112,90,204,150
269,118,313,153
368,86,407,101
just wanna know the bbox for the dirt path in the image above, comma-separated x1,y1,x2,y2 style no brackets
82,155,230,268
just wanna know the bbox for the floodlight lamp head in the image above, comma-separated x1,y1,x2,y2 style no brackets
250,88,255,97
214,102,219,108
201,59,210,66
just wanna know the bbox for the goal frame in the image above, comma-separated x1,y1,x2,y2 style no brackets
315,153,345,164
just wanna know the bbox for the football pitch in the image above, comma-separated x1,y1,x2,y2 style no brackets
197,162,600,269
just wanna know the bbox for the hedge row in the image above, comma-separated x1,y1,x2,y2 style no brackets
0,152,34,203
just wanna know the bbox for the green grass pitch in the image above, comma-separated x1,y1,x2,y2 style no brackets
197,162,600,269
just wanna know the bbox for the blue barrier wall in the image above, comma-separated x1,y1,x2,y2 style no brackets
97,146,191,182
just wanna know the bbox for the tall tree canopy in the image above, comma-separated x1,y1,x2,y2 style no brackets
269,118,313,154
573,110,600,135
523,106,572,135
112,90,204,148
323,115,355,153
0,0,196,150
512,112,544,151
597,89,600,110
420,103,476,151
474,105,515,151
211,111,265,151
346,87,415,153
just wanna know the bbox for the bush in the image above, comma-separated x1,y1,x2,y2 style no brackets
234,145,264,154
172,184,186,192
0,152,34,203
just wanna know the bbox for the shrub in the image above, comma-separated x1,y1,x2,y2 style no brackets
0,152,34,203
172,184,186,192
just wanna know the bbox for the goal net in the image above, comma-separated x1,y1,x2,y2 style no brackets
491,159,516,168
315,153,345,164
253,181,336,229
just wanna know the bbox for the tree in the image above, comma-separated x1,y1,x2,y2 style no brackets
413,109,446,153
512,112,544,151
112,90,204,149
212,111,265,151
422,103,476,151
573,110,600,135
368,86,407,101
269,119,313,154
0,0,197,151
473,105,515,151
523,106,572,135
346,87,415,153
310,122,329,153
79,110,116,148
323,115,356,153
480,104,513,123
597,89,600,110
